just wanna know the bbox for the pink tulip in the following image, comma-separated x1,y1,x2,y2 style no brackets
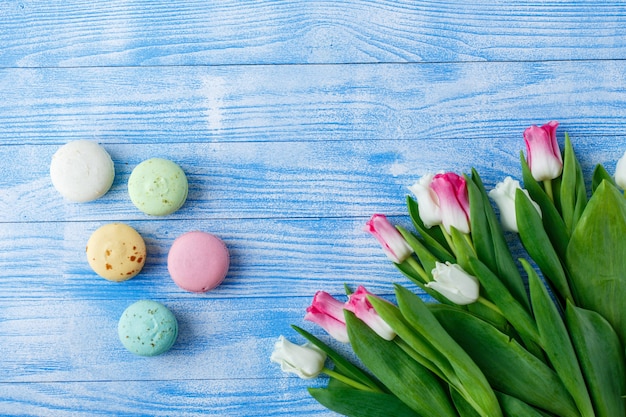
345,286,396,341
304,291,350,343
364,214,414,263
430,173,471,234
524,121,562,181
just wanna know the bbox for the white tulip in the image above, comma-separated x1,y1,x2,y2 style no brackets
408,173,442,228
615,150,626,189
427,262,480,305
488,177,541,233
270,336,326,379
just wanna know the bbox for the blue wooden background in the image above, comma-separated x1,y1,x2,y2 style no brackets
2,1,626,416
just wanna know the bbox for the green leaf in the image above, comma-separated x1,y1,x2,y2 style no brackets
496,392,552,417
525,260,595,417
367,296,450,381
390,285,503,417
449,226,475,273
591,163,615,193
566,303,626,417
291,325,384,392
396,226,440,279
520,152,570,258
515,188,573,304
432,306,580,417
451,388,482,417
466,172,495,267
345,310,458,417
468,257,540,348
560,133,587,235
309,387,423,417
407,196,455,261
467,169,530,311
566,180,626,346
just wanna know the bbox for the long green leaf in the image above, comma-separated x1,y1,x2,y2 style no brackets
391,285,503,417
468,169,530,311
566,303,626,417
496,392,552,417
468,257,539,347
520,152,569,258
566,180,626,346
367,296,452,380
431,307,580,417
371,294,498,417
525,260,594,417
560,133,587,235
345,310,458,417
309,387,423,417
451,388,482,417
515,188,573,304
591,164,615,193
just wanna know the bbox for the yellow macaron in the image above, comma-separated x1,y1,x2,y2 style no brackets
86,223,146,282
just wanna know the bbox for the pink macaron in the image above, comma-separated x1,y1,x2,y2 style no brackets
167,231,230,293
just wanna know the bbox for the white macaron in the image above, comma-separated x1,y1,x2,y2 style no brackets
50,140,115,202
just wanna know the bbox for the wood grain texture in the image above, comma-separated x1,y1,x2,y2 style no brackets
1,61,626,145
1,1,626,67
2,1,626,416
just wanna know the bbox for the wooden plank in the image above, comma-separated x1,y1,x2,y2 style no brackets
0,297,346,383
1,61,626,145
1,1,626,67
0,135,623,224
0,217,417,300
0,378,336,416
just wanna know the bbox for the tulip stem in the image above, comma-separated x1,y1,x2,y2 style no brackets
322,367,383,393
440,227,456,253
406,256,430,283
477,296,503,316
543,179,554,202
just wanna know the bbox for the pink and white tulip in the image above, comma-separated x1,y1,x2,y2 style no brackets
304,291,350,343
364,214,414,264
524,121,563,181
430,173,471,234
345,286,396,341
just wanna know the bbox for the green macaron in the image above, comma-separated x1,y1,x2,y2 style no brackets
128,158,188,216
118,300,179,357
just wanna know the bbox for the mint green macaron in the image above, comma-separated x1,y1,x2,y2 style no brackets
128,158,188,216
118,300,178,357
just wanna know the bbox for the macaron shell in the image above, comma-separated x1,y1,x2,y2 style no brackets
86,223,146,282
168,231,230,293
50,140,115,202
118,300,178,357
128,158,188,216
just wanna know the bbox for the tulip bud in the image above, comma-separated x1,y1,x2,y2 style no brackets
270,336,327,379
345,286,396,341
430,173,470,234
408,173,442,228
524,121,563,181
489,177,541,232
426,262,480,305
304,291,350,343
614,150,626,189
364,214,414,263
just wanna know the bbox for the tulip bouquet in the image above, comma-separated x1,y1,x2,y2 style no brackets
271,122,626,417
